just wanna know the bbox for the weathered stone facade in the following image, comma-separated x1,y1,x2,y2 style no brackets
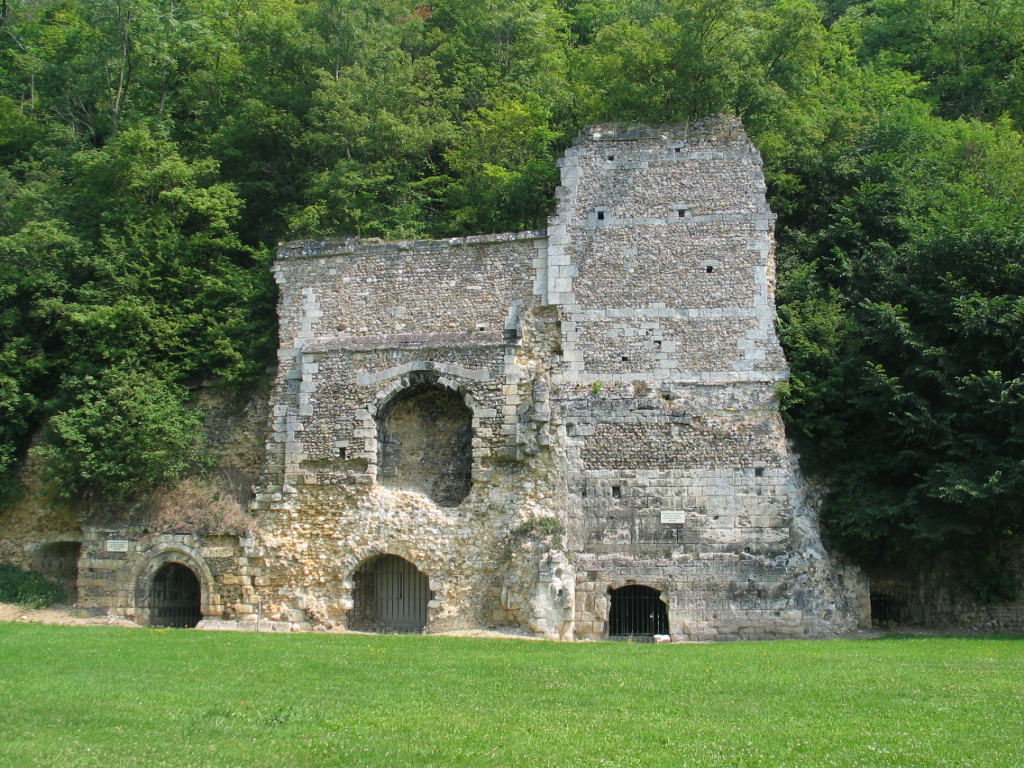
222,116,868,639
5,117,885,638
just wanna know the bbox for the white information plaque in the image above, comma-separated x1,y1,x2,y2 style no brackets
105,540,130,552
660,511,686,524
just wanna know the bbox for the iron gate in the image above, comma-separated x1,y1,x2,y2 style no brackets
870,592,905,625
352,555,430,633
150,562,202,628
608,585,669,639
372,555,430,632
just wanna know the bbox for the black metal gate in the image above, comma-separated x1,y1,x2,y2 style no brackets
150,562,202,628
351,555,430,633
870,592,905,625
608,585,669,639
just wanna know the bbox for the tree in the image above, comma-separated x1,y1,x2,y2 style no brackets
442,97,561,235
776,108,1024,596
849,0,1024,124
34,366,208,499
429,0,570,113
59,123,273,384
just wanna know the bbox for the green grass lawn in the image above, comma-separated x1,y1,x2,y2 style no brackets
1,625,1021,768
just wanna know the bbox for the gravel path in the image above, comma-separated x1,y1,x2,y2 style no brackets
0,602,540,637
8,602,1013,639
0,602,137,627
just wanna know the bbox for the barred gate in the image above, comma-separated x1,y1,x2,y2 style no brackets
351,555,430,633
150,562,202,628
608,585,669,639
870,591,905,624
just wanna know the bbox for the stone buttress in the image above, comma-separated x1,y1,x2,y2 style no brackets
547,122,865,639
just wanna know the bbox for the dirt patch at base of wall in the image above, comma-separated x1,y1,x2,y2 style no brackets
0,602,136,627
12,601,1018,640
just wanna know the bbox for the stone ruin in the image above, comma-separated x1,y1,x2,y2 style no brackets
12,116,873,639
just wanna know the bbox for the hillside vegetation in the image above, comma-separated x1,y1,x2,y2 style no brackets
2,0,1024,594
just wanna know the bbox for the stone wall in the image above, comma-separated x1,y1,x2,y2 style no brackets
77,528,246,623
5,117,889,639
0,449,82,596
542,120,864,639
226,116,867,639
868,554,1024,631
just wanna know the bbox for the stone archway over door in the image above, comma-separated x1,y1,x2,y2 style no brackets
150,562,202,627
350,555,431,633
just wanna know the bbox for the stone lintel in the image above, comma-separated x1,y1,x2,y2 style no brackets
304,330,505,354
277,230,547,260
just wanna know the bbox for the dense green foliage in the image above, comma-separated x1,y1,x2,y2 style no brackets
777,110,1024,594
2,624,1023,767
2,0,1024,590
0,563,65,606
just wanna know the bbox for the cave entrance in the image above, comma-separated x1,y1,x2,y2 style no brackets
33,541,81,599
608,585,669,640
349,555,431,633
150,562,202,628
377,378,472,506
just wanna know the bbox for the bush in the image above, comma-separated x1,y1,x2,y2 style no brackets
0,563,66,608
511,516,565,547
149,477,258,535
512,517,565,536
34,367,209,500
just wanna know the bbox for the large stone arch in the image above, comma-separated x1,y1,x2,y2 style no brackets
353,367,486,485
128,542,221,626
339,545,437,595
371,370,477,506
337,545,440,627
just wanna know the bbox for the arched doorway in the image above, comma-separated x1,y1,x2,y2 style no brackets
33,541,81,600
607,585,669,639
150,562,202,628
349,555,431,633
377,376,473,506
